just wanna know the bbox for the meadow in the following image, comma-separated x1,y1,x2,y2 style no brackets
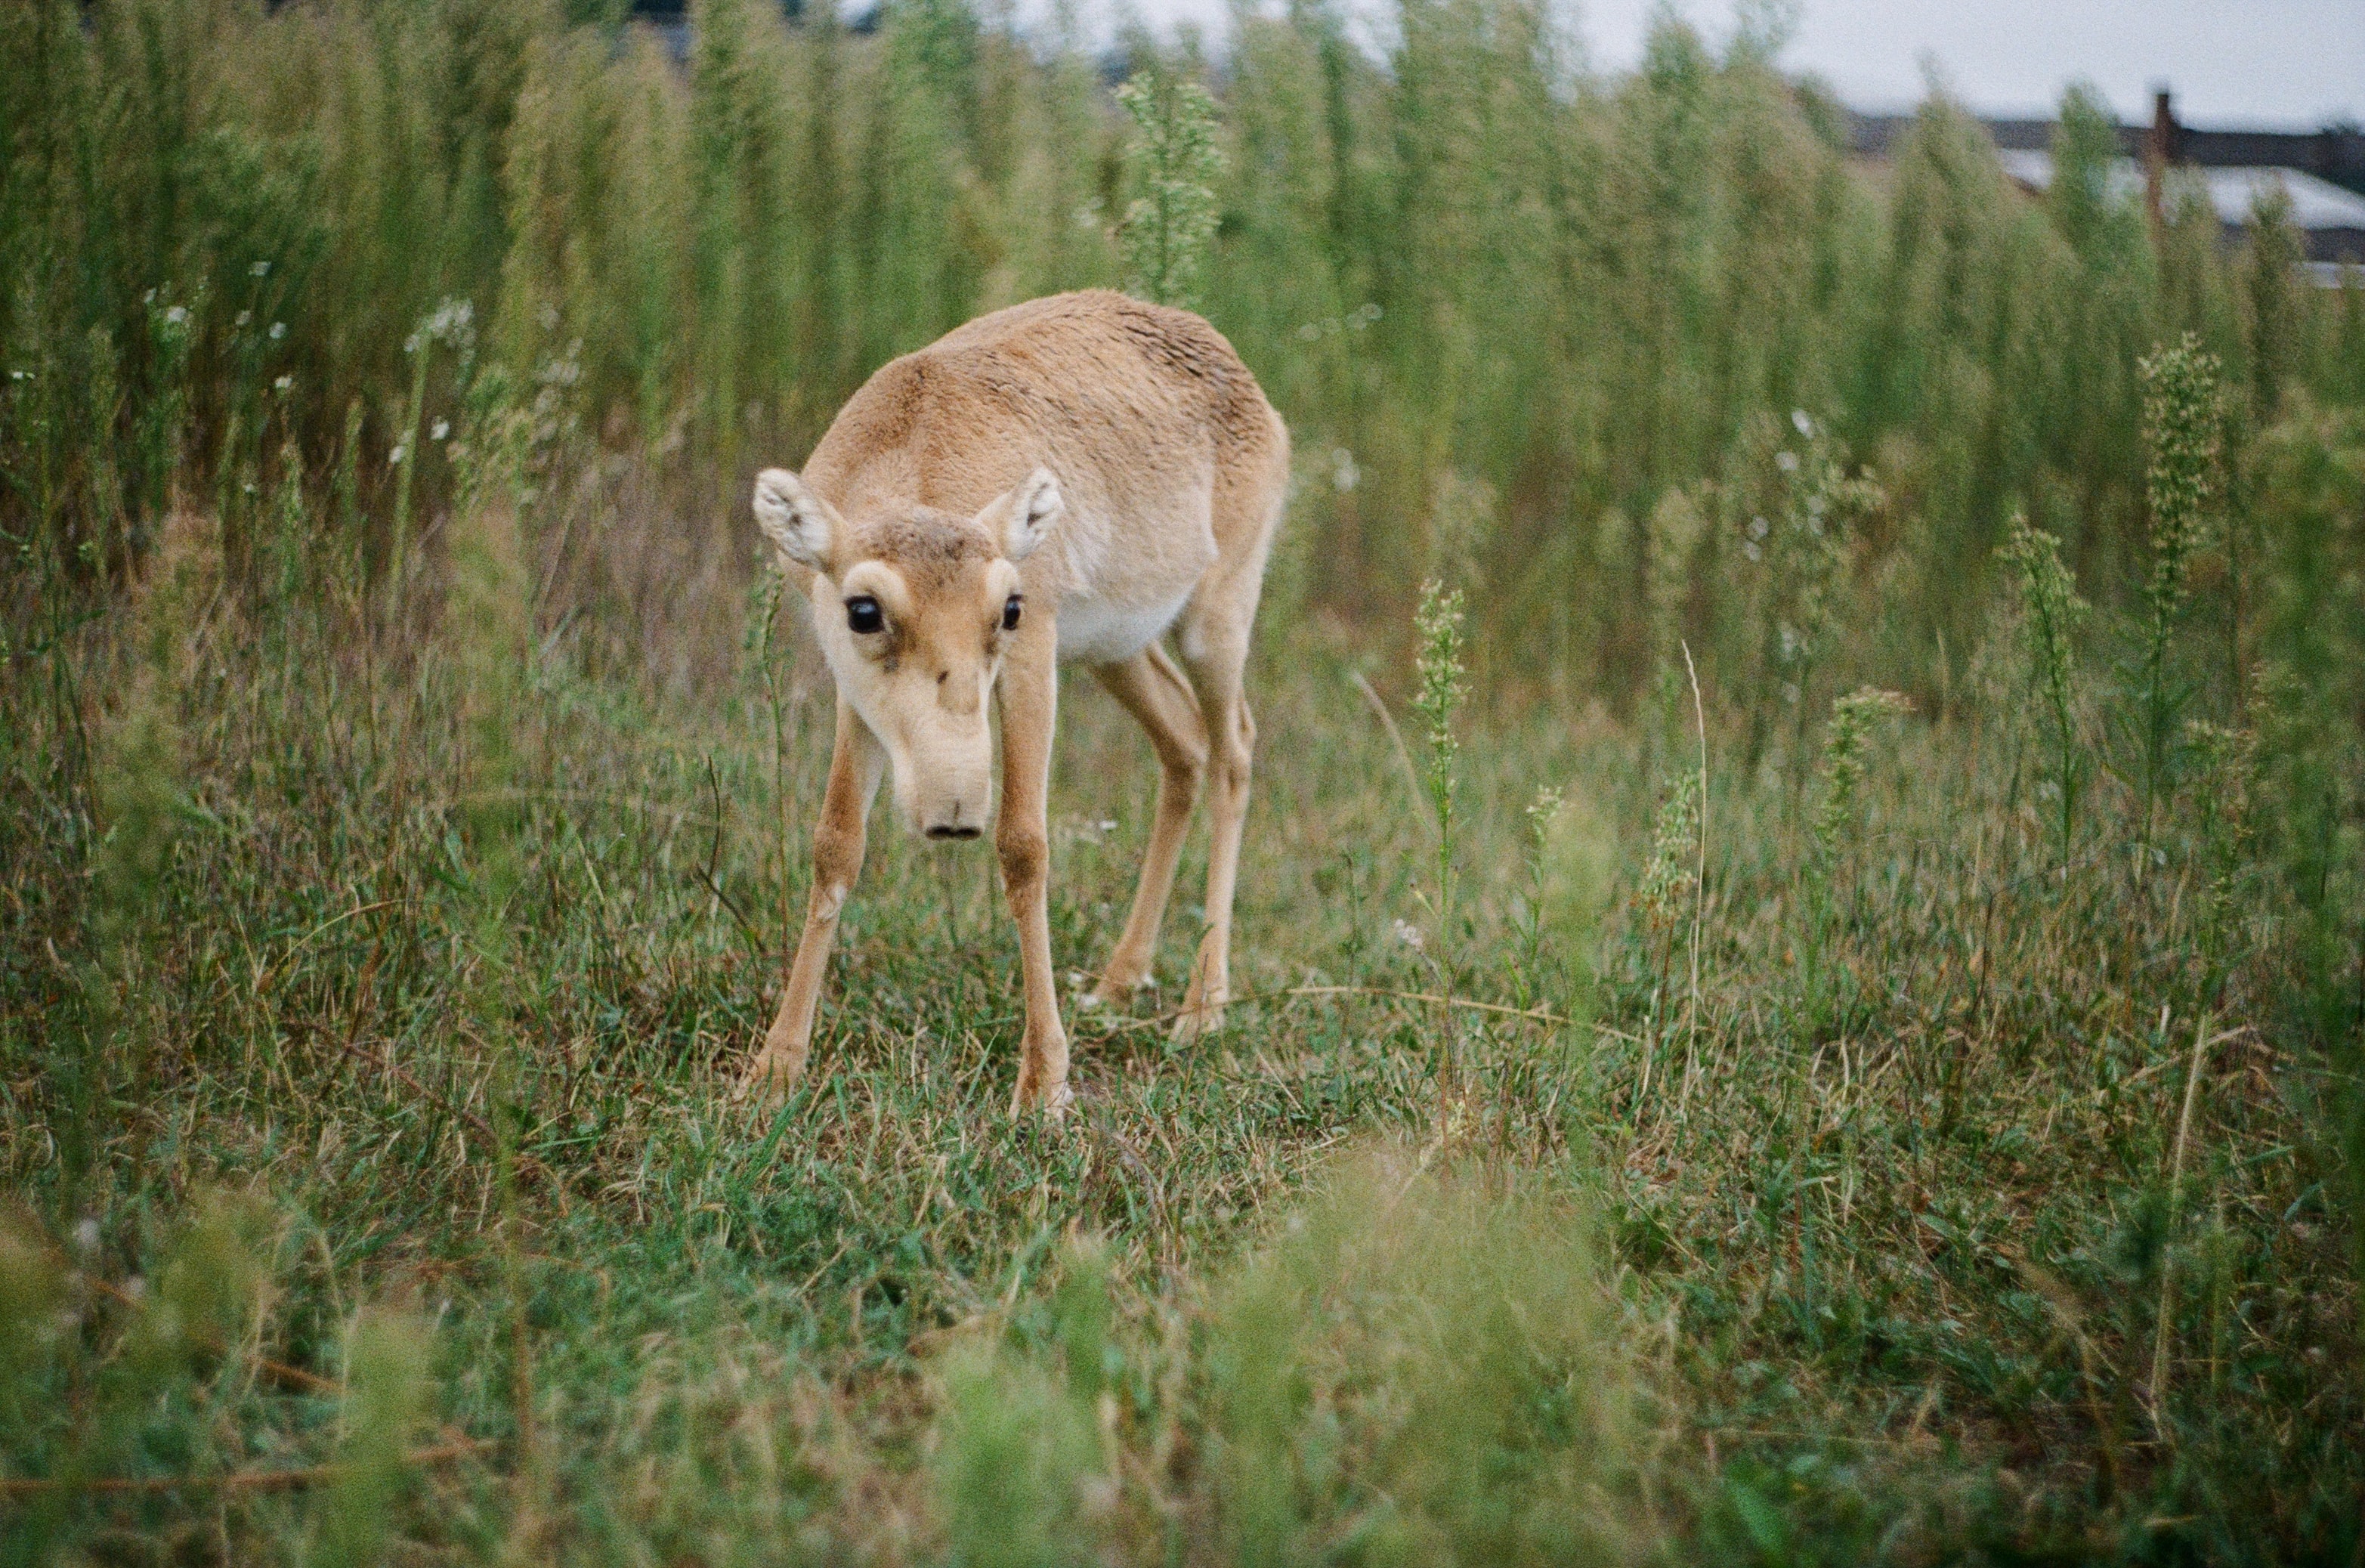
3,0,2364,1560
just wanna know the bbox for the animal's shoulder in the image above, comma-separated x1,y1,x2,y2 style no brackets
921,292,1269,436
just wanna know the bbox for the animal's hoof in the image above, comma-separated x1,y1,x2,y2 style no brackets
1008,1078,1076,1121
733,1052,793,1108
1169,998,1227,1046
1089,960,1152,1011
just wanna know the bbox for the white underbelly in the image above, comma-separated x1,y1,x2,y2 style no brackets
1056,588,1192,666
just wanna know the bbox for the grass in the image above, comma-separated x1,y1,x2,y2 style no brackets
1,501,2358,1558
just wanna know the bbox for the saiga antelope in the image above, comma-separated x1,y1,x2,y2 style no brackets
736,290,1288,1117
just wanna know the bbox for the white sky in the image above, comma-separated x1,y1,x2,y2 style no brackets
1097,0,2364,128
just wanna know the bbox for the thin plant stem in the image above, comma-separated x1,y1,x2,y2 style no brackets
1677,641,1707,1118
2151,1010,2215,1438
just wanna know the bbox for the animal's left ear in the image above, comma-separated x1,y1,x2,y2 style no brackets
991,466,1063,562
753,467,837,572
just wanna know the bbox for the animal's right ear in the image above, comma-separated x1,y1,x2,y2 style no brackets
752,469,836,571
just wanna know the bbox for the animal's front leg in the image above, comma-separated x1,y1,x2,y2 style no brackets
995,636,1070,1117
737,700,882,1105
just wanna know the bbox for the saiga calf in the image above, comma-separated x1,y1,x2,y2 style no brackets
736,290,1289,1116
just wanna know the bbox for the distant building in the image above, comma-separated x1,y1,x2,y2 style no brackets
1848,91,2365,277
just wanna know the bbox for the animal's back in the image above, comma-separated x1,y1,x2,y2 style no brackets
802,292,1287,648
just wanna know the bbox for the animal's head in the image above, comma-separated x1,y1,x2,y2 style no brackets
752,465,1062,840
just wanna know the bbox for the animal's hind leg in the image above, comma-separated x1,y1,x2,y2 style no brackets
1091,645,1210,1005
1173,621,1253,1044
1170,439,1285,1045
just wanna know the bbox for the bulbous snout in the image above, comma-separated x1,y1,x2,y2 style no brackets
892,712,995,843
915,776,991,840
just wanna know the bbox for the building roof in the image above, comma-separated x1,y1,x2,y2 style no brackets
1996,150,2365,235
1846,101,2365,202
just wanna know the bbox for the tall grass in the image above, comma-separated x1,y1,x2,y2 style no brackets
9,0,2361,687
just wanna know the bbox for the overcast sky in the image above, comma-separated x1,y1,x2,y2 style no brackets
1101,0,2363,128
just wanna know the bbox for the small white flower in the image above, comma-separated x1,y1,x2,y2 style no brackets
164,305,188,326
430,419,449,441
234,309,252,328
251,259,271,277
273,375,292,392
1792,408,1814,438
1748,515,1770,540
1392,917,1424,950
1098,819,1117,833
1742,540,1762,562
73,1217,100,1253
1775,450,1799,474
268,321,286,341
389,443,408,465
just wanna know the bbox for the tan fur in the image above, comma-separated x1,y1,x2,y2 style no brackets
736,290,1289,1116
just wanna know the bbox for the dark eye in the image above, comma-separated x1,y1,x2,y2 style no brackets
845,595,883,635
1001,594,1023,632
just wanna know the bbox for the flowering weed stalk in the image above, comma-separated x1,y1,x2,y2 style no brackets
2002,512,2090,864
2135,335,2224,858
1815,687,1910,867
1631,770,1699,1115
1413,577,1467,1110
1116,73,1225,311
